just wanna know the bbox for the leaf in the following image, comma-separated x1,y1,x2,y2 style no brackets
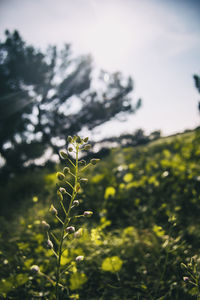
123,173,133,183
153,225,165,237
69,273,87,290
16,274,29,286
104,187,116,199
101,256,123,273
0,279,13,294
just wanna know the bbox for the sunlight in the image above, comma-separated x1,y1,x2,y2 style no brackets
85,2,138,67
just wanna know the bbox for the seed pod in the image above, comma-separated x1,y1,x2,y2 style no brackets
84,144,91,151
80,178,88,184
67,136,73,143
90,158,100,165
63,167,70,175
56,172,65,181
75,183,81,192
49,204,57,216
180,263,187,270
83,137,89,143
83,211,93,217
68,147,73,152
75,255,84,262
73,200,79,207
31,265,40,273
76,136,82,144
41,220,50,230
59,187,67,194
47,239,53,249
59,150,68,159
73,135,77,141
79,160,86,166
57,190,63,201
65,226,75,234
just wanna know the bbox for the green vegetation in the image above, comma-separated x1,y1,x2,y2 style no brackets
0,128,200,299
0,30,141,179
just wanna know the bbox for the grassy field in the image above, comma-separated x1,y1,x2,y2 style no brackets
0,128,200,299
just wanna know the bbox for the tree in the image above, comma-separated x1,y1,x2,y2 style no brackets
193,74,200,113
0,30,141,177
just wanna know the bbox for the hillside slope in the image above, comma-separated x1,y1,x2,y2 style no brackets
0,128,200,299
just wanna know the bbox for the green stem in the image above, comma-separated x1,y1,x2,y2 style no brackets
40,271,56,286
67,157,75,168
64,191,72,198
55,145,79,300
60,201,68,217
56,215,64,225
80,163,92,173
55,224,66,300
69,171,75,178
50,232,59,245
65,180,74,190
154,225,172,298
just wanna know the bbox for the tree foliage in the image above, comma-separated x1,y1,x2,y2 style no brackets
193,73,200,113
194,74,200,94
0,30,141,177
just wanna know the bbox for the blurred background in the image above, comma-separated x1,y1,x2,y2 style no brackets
0,0,200,176
1,1,200,299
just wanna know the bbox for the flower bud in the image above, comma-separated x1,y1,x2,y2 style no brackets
74,228,83,238
49,204,57,216
41,220,50,230
76,136,82,144
57,190,63,201
83,211,93,217
83,137,89,143
30,265,40,273
80,178,88,184
56,172,65,181
65,226,75,234
47,239,53,249
68,136,73,143
59,187,67,194
75,255,84,262
59,150,68,159
183,276,189,282
63,167,70,175
84,144,91,151
90,158,100,165
73,200,79,207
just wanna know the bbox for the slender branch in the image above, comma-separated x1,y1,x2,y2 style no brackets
65,180,74,190
60,264,73,276
60,201,68,217
80,163,92,172
67,157,75,168
40,271,56,286
69,171,75,178
65,191,72,198
51,248,59,259
56,216,64,225
63,232,69,240
70,214,84,220
50,232,59,245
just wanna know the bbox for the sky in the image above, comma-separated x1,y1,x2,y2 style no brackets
0,0,200,139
